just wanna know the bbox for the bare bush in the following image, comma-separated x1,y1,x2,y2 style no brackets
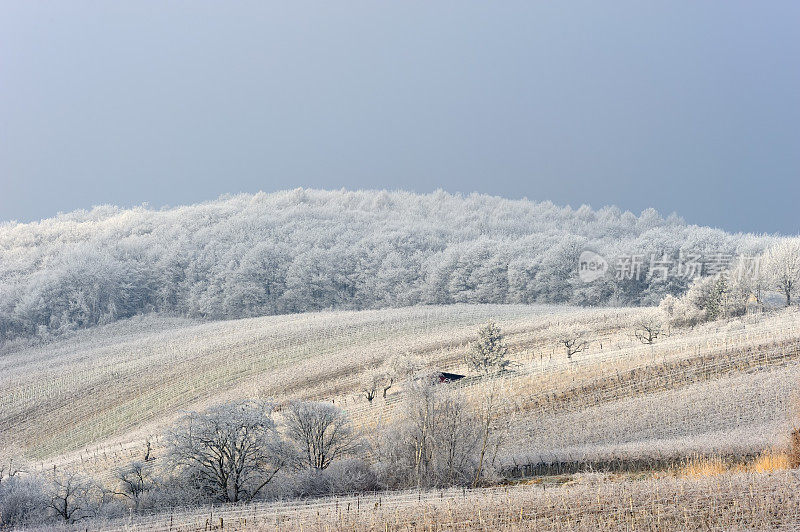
325,459,378,494
283,401,362,471
114,461,155,510
166,400,290,503
0,474,48,528
45,468,99,523
293,459,377,498
633,315,664,345
557,326,590,359
137,474,206,510
374,379,482,489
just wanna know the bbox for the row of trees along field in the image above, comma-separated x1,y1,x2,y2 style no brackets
0,378,509,528
0,189,778,342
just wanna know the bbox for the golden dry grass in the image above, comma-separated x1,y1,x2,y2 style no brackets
744,451,792,473
677,455,729,478
676,450,792,479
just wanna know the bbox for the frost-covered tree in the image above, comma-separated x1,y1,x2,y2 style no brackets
0,190,776,342
374,379,482,489
464,321,510,374
165,401,289,503
705,275,727,320
729,255,768,305
360,369,384,403
472,384,511,487
379,353,426,398
114,461,155,511
633,315,664,344
763,240,800,307
556,326,590,359
282,401,362,471
45,469,99,523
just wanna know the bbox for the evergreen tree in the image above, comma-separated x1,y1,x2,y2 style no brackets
706,274,728,320
464,321,510,374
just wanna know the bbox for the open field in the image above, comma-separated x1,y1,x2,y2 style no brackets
51,471,800,531
2,303,800,529
1,305,591,466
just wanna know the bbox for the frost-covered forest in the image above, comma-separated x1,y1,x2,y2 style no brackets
0,189,774,342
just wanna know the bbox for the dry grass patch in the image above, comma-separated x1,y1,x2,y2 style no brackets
676,450,793,479
676,455,728,478
744,450,791,473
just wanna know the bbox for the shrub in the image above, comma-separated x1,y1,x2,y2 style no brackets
0,475,49,528
292,459,377,498
373,380,481,489
325,459,378,494
659,294,706,328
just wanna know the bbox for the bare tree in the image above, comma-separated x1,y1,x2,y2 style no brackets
0,458,25,486
375,378,482,490
361,369,382,403
399,378,443,489
45,469,97,523
114,461,155,510
633,315,664,345
379,353,425,398
464,321,511,374
436,394,480,486
763,240,800,306
557,327,590,359
282,401,362,471
473,384,511,487
166,400,289,503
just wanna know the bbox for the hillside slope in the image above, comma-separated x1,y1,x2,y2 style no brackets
3,304,798,490
1,304,578,461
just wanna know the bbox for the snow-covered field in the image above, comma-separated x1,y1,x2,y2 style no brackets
3,304,799,493
49,471,800,531
2,304,588,463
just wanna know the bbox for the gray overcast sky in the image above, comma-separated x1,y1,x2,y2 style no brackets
1,2,798,234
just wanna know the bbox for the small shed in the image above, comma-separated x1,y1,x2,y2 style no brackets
437,372,465,384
